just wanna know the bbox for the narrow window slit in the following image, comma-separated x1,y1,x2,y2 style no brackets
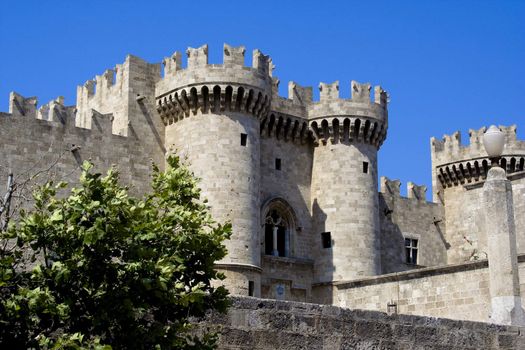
321,232,332,248
275,158,281,170
248,281,254,296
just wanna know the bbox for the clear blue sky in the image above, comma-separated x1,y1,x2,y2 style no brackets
1,0,523,199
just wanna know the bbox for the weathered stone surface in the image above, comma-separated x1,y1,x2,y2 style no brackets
484,166,525,325
3,44,525,327
196,297,525,349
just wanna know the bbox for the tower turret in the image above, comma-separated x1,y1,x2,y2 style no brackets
156,44,272,296
310,80,388,282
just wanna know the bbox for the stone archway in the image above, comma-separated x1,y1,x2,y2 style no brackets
261,198,298,258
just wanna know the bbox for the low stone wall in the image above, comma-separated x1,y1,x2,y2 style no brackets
200,297,525,349
324,255,525,323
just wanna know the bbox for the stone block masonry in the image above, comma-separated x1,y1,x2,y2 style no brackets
431,126,525,264
3,43,525,328
197,297,525,349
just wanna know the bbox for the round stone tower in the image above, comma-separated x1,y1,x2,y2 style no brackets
310,80,388,282
155,44,272,296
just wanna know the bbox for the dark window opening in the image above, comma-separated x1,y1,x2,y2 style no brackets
275,158,282,170
240,133,247,146
248,281,254,296
264,223,286,257
405,238,418,264
321,232,332,248
363,161,369,174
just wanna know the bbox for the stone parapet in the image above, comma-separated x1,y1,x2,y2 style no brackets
156,44,273,125
435,155,525,188
431,126,525,188
6,92,114,134
307,81,388,148
380,176,428,202
75,54,161,137
197,296,525,349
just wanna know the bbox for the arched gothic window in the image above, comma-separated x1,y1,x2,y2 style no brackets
265,210,287,257
261,198,298,258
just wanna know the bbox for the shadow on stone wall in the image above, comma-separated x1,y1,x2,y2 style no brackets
312,199,333,304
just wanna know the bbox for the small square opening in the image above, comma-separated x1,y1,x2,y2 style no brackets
363,161,369,174
240,133,247,146
275,158,282,170
321,232,332,248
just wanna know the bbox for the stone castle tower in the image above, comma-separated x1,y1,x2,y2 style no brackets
154,44,388,297
2,44,524,308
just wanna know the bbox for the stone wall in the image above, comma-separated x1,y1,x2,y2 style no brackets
259,136,315,301
379,177,447,273
441,176,525,264
0,100,155,199
260,137,313,259
198,296,525,349
321,255,525,324
260,255,313,302
430,126,525,264
311,141,381,283
165,110,262,296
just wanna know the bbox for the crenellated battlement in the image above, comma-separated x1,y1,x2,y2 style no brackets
37,96,69,123
431,126,524,161
266,80,311,124
156,44,274,125
306,81,388,148
431,126,525,188
156,44,273,93
303,81,388,148
9,92,37,117
288,81,313,106
76,55,161,136
4,92,113,133
9,93,73,125
380,177,428,202
312,80,388,107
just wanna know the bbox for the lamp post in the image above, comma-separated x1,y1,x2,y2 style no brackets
483,125,506,167
482,125,525,325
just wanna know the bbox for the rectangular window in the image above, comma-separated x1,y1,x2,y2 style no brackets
248,281,254,296
321,232,332,248
240,133,247,146
275,158,282,170
363,161,369,174
405,238,418,265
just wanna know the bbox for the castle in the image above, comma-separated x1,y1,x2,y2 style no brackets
2,44,525,324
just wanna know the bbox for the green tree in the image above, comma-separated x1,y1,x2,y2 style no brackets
0,156,231,349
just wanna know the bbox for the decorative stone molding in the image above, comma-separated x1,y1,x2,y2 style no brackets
156,83,271,125
436,155,525,188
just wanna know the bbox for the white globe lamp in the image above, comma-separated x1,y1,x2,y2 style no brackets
483,125,505,167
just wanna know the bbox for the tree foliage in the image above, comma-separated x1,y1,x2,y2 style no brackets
0,156,231,349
